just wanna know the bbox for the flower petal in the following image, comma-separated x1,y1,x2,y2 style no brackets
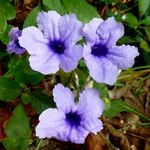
81,118,103,134
59,44,83,72
9,27,21,40
59,14,83,45
84,45,119,85
36,108,66,138
37,11,61,40
97,17,124,45
53,84,75,113
77,88,104,119
68,126,89,144
29,53,59,74
107,45,139,69
82,18,103,44
19,26,49,55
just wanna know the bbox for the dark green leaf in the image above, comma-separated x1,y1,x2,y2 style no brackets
75,68,88,87
141,16,150,25
31,89,55,113
93,81,109,98
61,0,99,23
0,25,11,45
0,0,15,36
104,100,150,121
3,104,31,150
9,56,44,86
122,13,138,28
140,40,150,52
0,77,21,101
118,36,137,44
42,0,66,14
23,5,42,28
138,0,150,17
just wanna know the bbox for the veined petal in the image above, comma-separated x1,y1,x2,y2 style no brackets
59,14,83,45
67,126,89,144
59,44,83,72
37,11,61,40
77,88,104,118
97,17,124,45
53,84,75,113
107,45,139,69
29,52,59,74
82,18,103,44
19,26,49,55
81,118,103,134
36,108,66,138
84,53,119,85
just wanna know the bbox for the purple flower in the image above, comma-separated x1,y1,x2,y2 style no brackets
36,84,104,144
19,11,83,74
7,27,26,55
82,17,139,85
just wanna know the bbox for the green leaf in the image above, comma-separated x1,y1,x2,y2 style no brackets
93,81,109,98
144,27,150,41
75,68,88,87
104,100,150,121
43,0,99,22
9,56,44,86
118,36,137,44
141,16,150,25
3,104,31,150
43,0,66,14
0,0,15,36
0,77,21,101
122,13,138,28
138,0,150,17
30,89,55,113
0,25,11,45
23,4,42,28
140,40,150,52
61,0,99,23
142,51,150,65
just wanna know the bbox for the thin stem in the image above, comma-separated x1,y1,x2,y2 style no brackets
35,139,42,150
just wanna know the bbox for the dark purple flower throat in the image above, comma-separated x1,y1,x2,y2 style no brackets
66,111,81,127
49,40,66,54
91,43,108,57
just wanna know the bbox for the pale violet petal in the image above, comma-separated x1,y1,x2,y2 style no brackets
36,108,66,138
84,52,119,85
59,14,83,45
107,45,139,69
97,17,124,45
29,53,59,74
19,26,49,55
59,44,83,72
82,18,103,43
77,88,104,118
53,84,75,112
37,11,61,40
81,118,103,134
67,126,89,144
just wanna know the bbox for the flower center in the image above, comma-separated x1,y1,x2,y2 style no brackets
91,43,108,57
49,40,65,54
66,111,81,127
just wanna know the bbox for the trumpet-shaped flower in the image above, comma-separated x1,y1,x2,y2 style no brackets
7,27,26,55
19,11,83,74
82,17,139,85
36,84,104,144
